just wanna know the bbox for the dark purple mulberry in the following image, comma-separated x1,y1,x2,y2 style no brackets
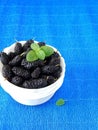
26,39,34,44
12,67,30,79
49,52,60,65
9,55,22,66
21,59,45,69
21,59,38,69
22,78,47,89
51,52,60,58
23,39,34,51
37,60,46,66
14,42,23,54
47,76,56,85
38,42,46,47
8,52,16,60
2,65,13,80
42,75,56,85
42,65,59,74
0,52,9,65
53,66,62,78
49,57,60,65
11,76,23,86
31,67,41,78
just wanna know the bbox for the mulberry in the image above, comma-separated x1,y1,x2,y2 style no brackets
47,76,56,85
9,55,22,66
42,65,59,74
51,52,60,58
22,78,47,89
14,42,23,54
37,60,46,66
21,59,45,69
12,67,30,79
11,76,23,86
38,42,46,47
8,52,16,60
31,67,41,78
49,57,60,65
23,39,34,51
49,52,60,65
42,75,56,85
26,39,34,44
53,66,62,78
21,58,38,69
0,52,9,65
2,65,13,80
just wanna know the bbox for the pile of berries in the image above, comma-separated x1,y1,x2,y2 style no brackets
0,39,62,89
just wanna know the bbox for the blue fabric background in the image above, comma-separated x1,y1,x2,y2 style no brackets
0,0,98,130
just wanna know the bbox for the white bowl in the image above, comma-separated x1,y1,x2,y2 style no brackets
0,41,66,106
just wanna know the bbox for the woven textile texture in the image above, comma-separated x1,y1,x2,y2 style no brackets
0,0,98,130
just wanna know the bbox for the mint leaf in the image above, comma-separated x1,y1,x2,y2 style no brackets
41,46,54,57
36,50,45,60
26,42,55,62
56,98,65,106
31,43,40,51
26,50,38,62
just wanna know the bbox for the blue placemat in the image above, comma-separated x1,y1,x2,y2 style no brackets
0,0,98,130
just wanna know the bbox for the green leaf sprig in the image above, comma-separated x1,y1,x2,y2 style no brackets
56,98,65,106
26,43,54,62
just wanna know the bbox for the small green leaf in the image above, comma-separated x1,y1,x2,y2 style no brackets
36,50,45,60
26,50,38,62
56,98,65,106
31,43,40,51
41,46,54,57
